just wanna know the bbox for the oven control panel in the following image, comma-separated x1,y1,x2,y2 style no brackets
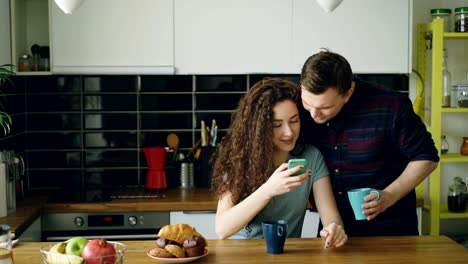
43,212,169,231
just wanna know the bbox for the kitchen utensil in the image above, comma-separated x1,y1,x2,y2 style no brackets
167,133,180,161
167,133,179,149
0,151,16,214
143,147,168,190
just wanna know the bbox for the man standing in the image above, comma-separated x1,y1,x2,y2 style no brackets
299,50,439,236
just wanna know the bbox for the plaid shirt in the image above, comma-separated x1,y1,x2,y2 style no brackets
299,78,439,236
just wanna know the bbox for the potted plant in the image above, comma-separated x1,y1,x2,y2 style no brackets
0,63,15,135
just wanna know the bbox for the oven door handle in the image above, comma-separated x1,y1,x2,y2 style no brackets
46,234,157,241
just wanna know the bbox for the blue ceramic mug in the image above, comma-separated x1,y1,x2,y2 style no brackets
262,220,288,254
347,188,381,220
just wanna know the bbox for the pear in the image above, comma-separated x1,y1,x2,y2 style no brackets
49,242,67,254
47,241,84,264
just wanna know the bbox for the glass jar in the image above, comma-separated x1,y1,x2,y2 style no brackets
447,177,467,212
442,49,451,107
431,8,451,32
17,54,31,72
451,84,468,108
441,135,449,154
454,7,468,32
459,91,468,108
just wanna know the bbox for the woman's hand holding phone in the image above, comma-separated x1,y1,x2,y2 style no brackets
261,162,310,198
288,159,308,176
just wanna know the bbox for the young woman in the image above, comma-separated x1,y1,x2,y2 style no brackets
211,78,347,248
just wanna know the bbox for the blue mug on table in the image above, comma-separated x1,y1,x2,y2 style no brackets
262,220,288,254
348,188,381,220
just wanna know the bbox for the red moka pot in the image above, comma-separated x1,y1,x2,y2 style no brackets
143,147,167,190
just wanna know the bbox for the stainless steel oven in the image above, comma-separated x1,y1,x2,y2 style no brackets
41,212,169,241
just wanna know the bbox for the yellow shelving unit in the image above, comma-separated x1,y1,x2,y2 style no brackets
417,19,468,235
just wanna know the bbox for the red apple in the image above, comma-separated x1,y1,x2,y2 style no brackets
81,239,116,264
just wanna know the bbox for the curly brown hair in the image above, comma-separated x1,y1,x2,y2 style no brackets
210,78,300,205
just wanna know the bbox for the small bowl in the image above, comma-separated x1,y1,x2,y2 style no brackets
40,241,127,264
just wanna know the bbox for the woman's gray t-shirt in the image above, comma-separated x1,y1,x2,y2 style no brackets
233,144,329,239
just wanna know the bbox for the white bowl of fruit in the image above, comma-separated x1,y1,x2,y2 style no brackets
40,237,126,264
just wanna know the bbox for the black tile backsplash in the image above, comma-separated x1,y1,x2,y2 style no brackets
0,73,408,193
84,95,137,111
85,150,137,168
28,151,82,168
27,113,82,130
27,132,82,149
84,76,138,92
140,113,192,130
140,94,193,111
26,94,82,112
85,132,137,148
0,76,26,160
84,113,137,130
141,75,192,92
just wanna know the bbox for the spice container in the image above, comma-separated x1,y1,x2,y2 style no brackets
441,135,449,154
431,8,451,32
17,54,31,72
454,7,468,32
451,84,468,108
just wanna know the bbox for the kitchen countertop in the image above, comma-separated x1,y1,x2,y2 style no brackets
42,188,218,213
1,188,424,237
11,236,468,263
0,195,47,237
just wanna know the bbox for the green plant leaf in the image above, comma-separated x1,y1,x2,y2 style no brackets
0,64,15,135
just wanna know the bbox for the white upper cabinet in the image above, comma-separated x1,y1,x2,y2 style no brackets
174,0,293,74
50,0,174,74
292,0,411,73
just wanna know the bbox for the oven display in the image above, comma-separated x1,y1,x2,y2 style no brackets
88,214,124,227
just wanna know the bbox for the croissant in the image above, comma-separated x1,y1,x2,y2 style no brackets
158,224,207,246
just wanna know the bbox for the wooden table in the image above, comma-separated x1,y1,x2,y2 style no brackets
11,236,467,263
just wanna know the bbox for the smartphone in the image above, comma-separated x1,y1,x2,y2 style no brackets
288,159,307,176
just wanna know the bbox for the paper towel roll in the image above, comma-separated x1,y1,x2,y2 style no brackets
0,163,7,217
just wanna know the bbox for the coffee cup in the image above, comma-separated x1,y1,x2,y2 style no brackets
262,220,288,254
347,188,381,220
0,225,11,244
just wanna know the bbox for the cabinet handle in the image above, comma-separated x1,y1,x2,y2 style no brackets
182,211,216,214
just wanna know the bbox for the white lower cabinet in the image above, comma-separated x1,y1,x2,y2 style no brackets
170,211,218,239
301,207,422,238
171,210,320,239
301,210,320,238
19,217,41,242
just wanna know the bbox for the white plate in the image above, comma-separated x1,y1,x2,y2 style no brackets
146,248,208,263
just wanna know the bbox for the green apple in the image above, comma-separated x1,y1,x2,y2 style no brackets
65,236,88,256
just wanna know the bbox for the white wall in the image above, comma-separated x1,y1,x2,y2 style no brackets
0,0,11,65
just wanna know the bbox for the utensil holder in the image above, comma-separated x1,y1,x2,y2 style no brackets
196,146,215,188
